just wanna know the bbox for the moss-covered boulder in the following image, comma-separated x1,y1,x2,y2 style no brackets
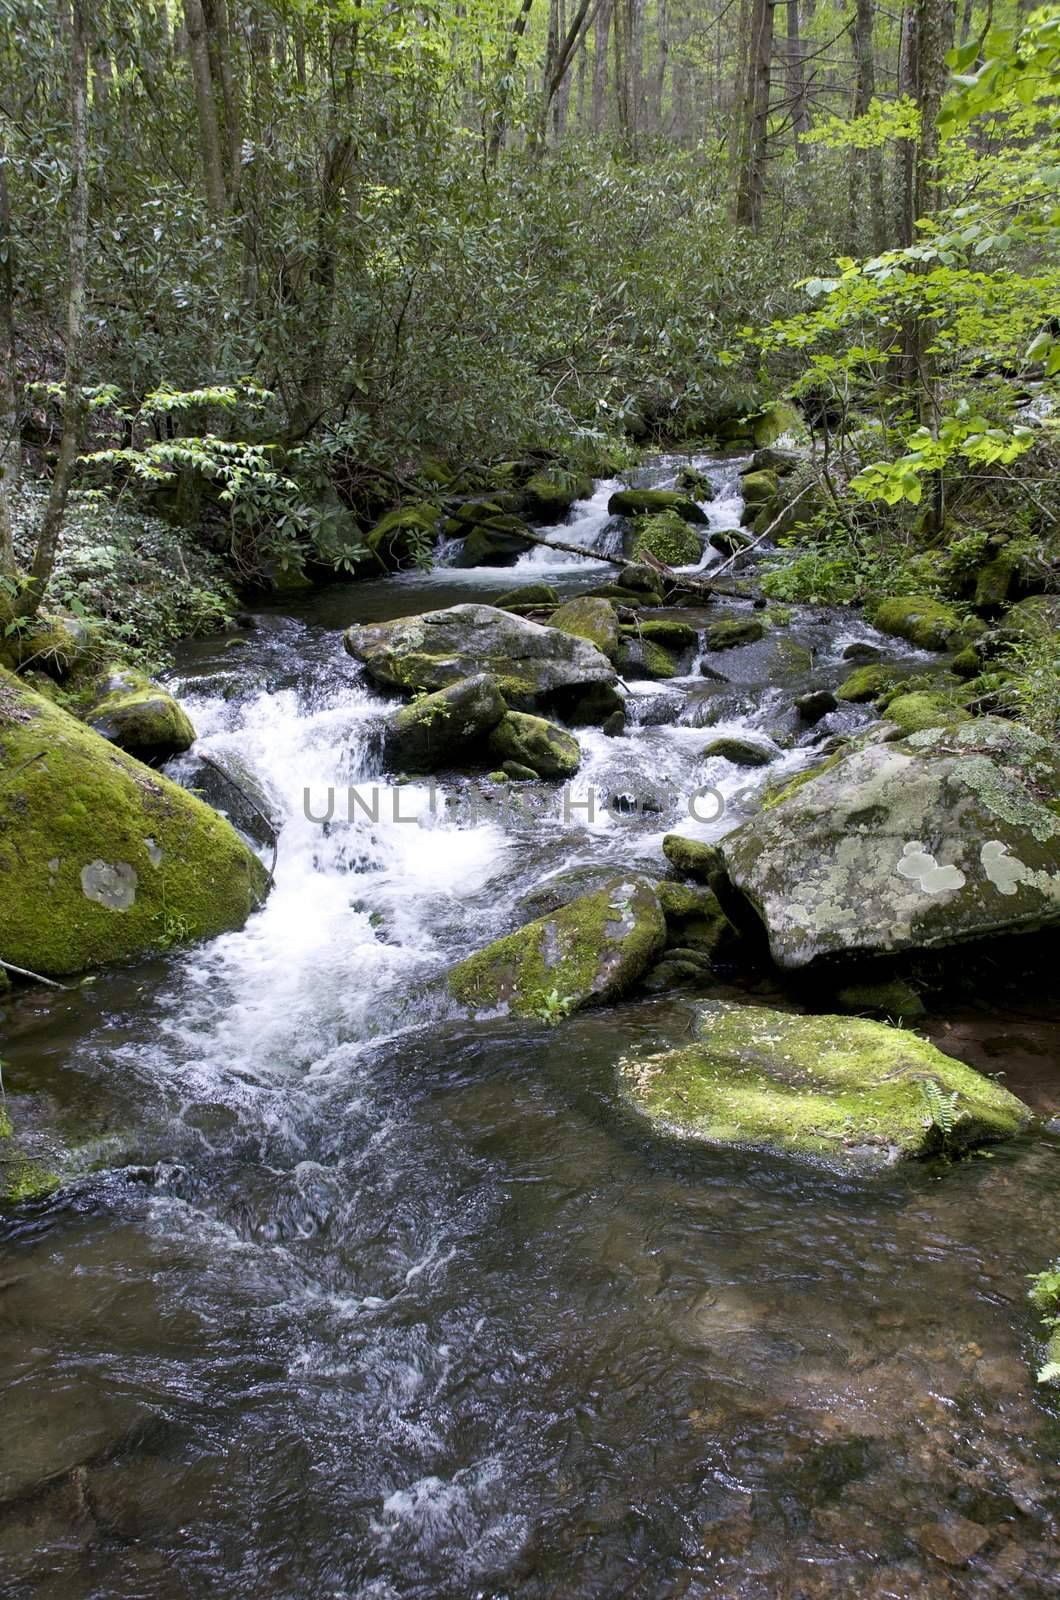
880,691,970,737
615,636,680,680
344,604,617,713
619,618,698,650
702,735,775,768
738,468,779,507
713,717,1060,970
447,875,666,1019
836,664,894,703
834,979,925,1020
657,880,735,957
974,553,1017,611
493,583,559,610
382,673,506,773
522,469,593,522
550,596,621,661
0,668,267,977
86,668,196,765
988,594,1060,651
619,1002,1030,1167
751,446,800,477
871,594,965,652
705,617,765,651
662,834,724,883
675,468,715,500
365,503,440,570
487,710,580,779
751,401,802,448
617,563,665,598
709,529,752,557
609,488,709,524
630,511,704,567
445,501,534,566
0,612,96,681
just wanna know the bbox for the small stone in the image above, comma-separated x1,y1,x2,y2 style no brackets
795,689,837,723
917,1515,991,1566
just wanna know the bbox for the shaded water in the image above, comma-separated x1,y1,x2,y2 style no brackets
2,457,1058,1597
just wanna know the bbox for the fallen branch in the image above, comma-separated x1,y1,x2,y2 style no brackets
508,526,757,602
0,958,71,990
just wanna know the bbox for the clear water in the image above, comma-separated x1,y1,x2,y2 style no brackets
1,456,1058,1597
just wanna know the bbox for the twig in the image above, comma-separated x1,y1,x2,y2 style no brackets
0,958,71,990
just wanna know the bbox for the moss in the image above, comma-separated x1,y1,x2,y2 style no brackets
871,594,963,651
608,488,709,524
882,691,970,736
2,612,97,682
662,834,724,882
835,980,925,1020
738,468,779,506
448,876,665,1018
751,401,802,447
974,553,1016,610
952,646,981,678
836,664,894,703
616,635,679,679
702,736,775,768
366,503,440,568
493,583,559,609
619,618,698,649
86,667,197,763
631,510,703,566
487,711,581,779
550,597,620,660
3,1161,61,1204
676,468,714,499
620,1001,1029,1166
0,667,267,976
761,751,846,810
705,617,765,652
522,469,592,520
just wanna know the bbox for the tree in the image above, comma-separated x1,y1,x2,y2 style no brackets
736,0,776,228
183,0,226,220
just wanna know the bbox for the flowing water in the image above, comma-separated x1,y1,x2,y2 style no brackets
2,457,1058,1598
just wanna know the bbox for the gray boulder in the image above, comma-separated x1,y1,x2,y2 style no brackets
382,673,506,773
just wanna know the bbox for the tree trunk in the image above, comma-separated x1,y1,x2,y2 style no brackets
488,0,536,161
896,4,918,248
786,0,810,157
849,0,886,251
182,0,226,219
736,0,775,229
592,0,612,132
206,0,242,204
19,0,89,614
0,160,16,581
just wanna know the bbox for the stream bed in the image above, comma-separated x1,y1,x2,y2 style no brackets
2,456,1058,1598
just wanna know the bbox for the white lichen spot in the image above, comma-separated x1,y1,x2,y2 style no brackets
895,841,966,895
143,836,163,868
80,859,138,911
981,839,1060,900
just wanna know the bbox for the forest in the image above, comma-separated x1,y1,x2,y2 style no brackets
0,2,1059,1596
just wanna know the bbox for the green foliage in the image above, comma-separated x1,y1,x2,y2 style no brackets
1027,1260,1060,1384
920,1078,959,1138
530,987,577,1026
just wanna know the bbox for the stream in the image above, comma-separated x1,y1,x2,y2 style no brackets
1,455,1058,1598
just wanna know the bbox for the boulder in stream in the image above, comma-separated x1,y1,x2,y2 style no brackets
550,596,621,661
85,667,197,764
870,594,966,652
0,668,268,977
487,710,581,779
619,1001,1030,1167
713,717,1060,970
521,468,593,521
447,875,666,1019
382,672,507,773
608,488,709,524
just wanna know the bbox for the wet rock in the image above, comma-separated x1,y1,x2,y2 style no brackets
640,956,712,992
713,717,1060,969
675,467,715,498
705,617,765,651
871,594,966,652
487,710,581,779
364,502,440,570
709,529,752,557
0,668,268,977
382,673,507,773
521,468,592,521
842,641,883,664
455,514,534,567
85,668,196,764
608,488,709,524
702,735,775,767
447,875,666,1019
617,562,665,598
751,446,800,476
615,636,680,680
620,1001,1030,1166
0,610,95,681
662,835,724,883
602,709,627,737
551,596,621,661
492,582,558,609
501,760,538,781
836,664,893,703
518,865,629,919
796,689,837,723
344,604,616,712
917,1514,991,1566
620,618,698,650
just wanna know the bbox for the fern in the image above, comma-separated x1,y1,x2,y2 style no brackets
920,1079,959,1138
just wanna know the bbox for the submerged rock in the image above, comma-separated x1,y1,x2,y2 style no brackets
382,673,506,773
447,875,665,1019
608,488,709,524
0,668,267,977
86,667,197,764
714,717,1060,969
620,1002,1030,1166
487,710,580,779
343,604,617,714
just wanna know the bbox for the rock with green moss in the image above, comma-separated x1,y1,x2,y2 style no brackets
493,583,559,609
713,716,1060,970
834,979,925,1020
588,584,662,608
550,596,621,661
447,875,666,1019
657,880,734,957
617,563,665,598
382,673,506,773
0,668,267,977
751,446,800,476
871,594,964,652
836,664,894,703
880,691,970,737
365,503,440,570
616,636,680,679
488,711,580,779
675,468,715,500
702,735,775,768
344,604,617,714
620,618,698,650
609,488,709,524
662,834,724,883
705,617,765,652
709,529,752,557
629,510,704,567
522,469,593,522
738,468,778,507
86,668,197,764
445,501,534,565
988,594,1060,651
751,402,802,448
0,612,96,682
619,1001,1030,1167
974,553,1017,611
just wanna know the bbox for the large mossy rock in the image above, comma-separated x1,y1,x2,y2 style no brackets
615,636,680,680
881,690,970,737
343,604,617,713
737,468,778,507
870,594,965,651
619,1001,1030,1167
447,875,665,1019
0,669,267,977
608,488,709,524
550,596,621,661
988,594,1060,652
382,673,506,773
445,501,534,566
836,664,894,703
86,667,197,765
365,503,440,570
714,717,1060,970
705,617,765,652
487,710,580,779
0,612,96,682
630,511,703,567
522,469,593,522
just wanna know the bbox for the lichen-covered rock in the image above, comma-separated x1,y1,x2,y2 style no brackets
705,617,765,651
550,596,621,661
713,717,1060,970
702,736,775,768
0,668,267,977
522,469,593,522
86,668,197,764
619,1001,1030,1167
871,595,964,651
447,875,666,1019
836,664,894,703
608,488,709,524
382,673,506,773
487,711,580,779
365,503,440,569
615,636,679,680
343,604,617,712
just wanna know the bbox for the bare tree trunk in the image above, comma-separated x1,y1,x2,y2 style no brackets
736,0,775,228
182,0,226,219
786,0,810,157
0,160,17,581
651,0,669,133
207,0,242,203
488,0,536,161
592,0,612,132
849,0,886,251
539,0,599,142
19,0,89,615
896,3,918,248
